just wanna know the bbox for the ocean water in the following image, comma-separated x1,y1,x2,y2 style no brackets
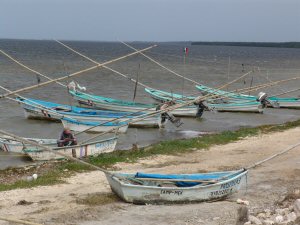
1,39,300,169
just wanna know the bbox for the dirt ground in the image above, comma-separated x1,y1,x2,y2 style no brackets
1,127,300,225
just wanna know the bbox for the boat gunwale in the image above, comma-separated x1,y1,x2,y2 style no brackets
108,169,247,190
1,137,117,152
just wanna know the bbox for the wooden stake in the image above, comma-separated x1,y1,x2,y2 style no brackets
56,40,260,103
121,41,253,92
55,39,152,90
133,63,140,101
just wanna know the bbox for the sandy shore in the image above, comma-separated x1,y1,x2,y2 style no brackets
1,127,300,225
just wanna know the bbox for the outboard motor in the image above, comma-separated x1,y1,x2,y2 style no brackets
257,92,268,108
256,92,280,108
67,81,77,92
195,102,205,117
194,100,212,117
67,81,87,92
164,112,183,127
158,102,183,128
257,92,268,102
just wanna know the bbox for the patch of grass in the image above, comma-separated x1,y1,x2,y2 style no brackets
76,192,119,205
0,169,64,192
88,127,260,167
259,119,300,133
58,162,92,172
88,119,300,168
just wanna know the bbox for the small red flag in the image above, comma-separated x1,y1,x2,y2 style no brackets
183,47,189,56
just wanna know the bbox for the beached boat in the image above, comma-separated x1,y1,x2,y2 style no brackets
145,88,264,113
0,136,56,153
69,90,199,117
0,136,118,161
105,169,248,204
61,118,128,133
195,84,300,109
17,98,161,128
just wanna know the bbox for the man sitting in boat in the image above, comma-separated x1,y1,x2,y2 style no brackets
57,128,77,147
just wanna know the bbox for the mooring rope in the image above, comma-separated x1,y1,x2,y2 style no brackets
246,141,300,170
0,216,43,225
0,45,156,99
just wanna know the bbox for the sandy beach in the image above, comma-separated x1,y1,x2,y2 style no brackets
1,127,300,225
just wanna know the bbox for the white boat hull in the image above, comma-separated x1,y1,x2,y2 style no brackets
209,104,264,113
25,138,117,161
61,119,128,133
0,136,118,161
105,170,248,204
146,89,263,113
22,105,161,128
273,101,300,109
0,137,56,153
75,98,198,117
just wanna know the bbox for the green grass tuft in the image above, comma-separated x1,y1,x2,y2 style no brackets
0,170,64,192
58,162,92,172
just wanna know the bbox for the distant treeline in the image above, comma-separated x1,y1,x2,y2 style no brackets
191,42,300,48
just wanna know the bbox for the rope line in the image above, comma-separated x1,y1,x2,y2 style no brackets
246,141,300,170
0,216,43,225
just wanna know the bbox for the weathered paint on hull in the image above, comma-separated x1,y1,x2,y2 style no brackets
24,137,118,161
105,170,248,204
0,137,118,161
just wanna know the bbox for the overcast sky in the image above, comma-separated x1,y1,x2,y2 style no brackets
1,0,300,42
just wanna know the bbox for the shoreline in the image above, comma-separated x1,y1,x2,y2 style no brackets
1,118,300,191
1,121,300,224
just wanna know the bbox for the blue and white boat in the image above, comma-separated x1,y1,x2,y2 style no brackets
61,117,128,133
68,90,199,117
195,84,300,109
17,98,161,128
145,88,265,113
106,169,248,203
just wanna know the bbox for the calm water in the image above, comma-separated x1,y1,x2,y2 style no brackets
1,39,300,169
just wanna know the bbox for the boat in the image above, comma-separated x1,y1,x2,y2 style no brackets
195,84,300,109
145,88,195,102
105,169,248,204
17,97,161,128
60,118,128,133
0,136,118,161
209,101,264,113
69,90,200,117
0,136,56,153
145,88,264,113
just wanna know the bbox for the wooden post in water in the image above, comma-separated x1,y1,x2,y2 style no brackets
249,76,254,96
227,56,231,91
133,63,140,102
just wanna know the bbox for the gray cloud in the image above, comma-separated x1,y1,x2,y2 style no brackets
0,0,299,41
